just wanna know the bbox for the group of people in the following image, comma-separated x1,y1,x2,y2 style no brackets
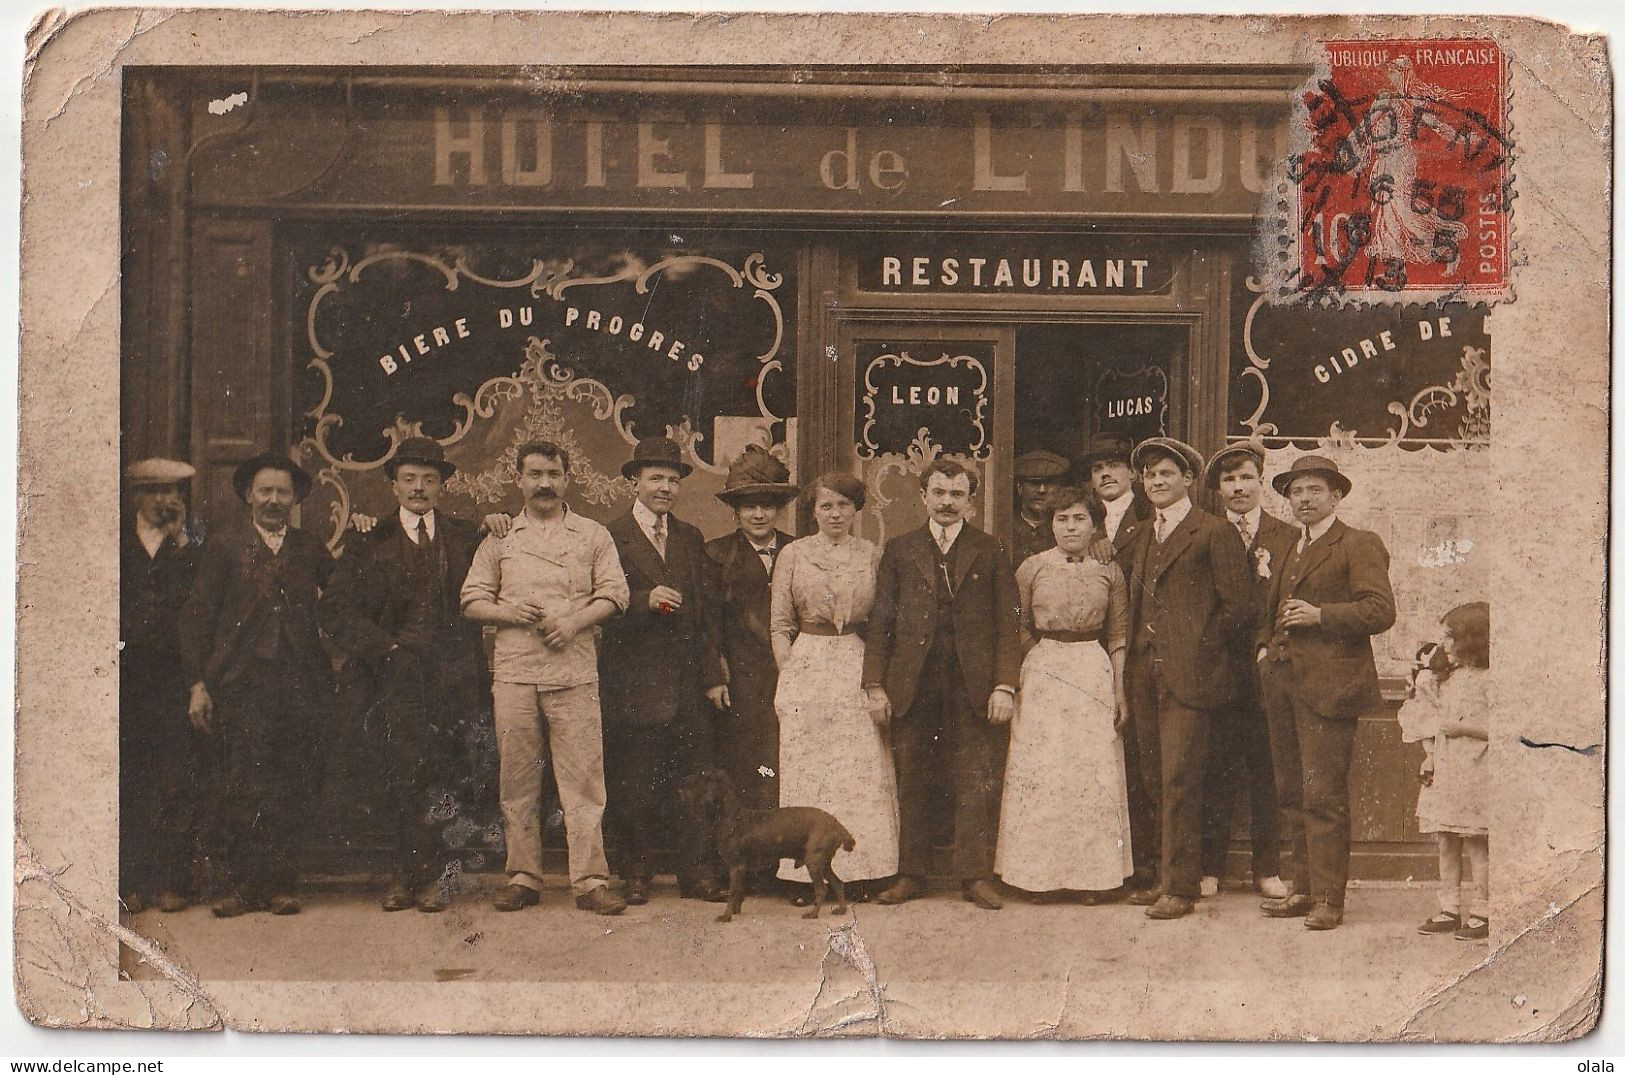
120,425,1487,937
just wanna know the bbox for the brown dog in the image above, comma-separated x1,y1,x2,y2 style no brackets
679,768,856,923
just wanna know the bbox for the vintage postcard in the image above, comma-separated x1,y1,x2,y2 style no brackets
14,9,1609,1040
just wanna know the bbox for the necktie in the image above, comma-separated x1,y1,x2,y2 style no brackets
415,515,429,546
652,515,667,559
1234,514,1253,548
1300,526,1312,553
935,526,951,555
754,543,775,567
1155,511,1169,544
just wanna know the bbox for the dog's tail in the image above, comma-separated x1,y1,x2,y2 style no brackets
838,822,856,853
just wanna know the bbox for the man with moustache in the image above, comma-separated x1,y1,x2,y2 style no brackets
864,458,1021,910
460,440,629,915
320,437,486,913
1011,449,1070,567
703,445,799,814
1079,432,1152,575
1255,456,1395,931
1122,438,1252,920
599,436,728,905
1196,443,1297,901
120,458,204,914
180,454,333,918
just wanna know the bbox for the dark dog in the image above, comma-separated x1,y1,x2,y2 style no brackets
678,768,856,923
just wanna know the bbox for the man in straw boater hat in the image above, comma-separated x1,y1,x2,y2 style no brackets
598,436,728,906
180,453,334,917
120,457,204,914
1121,437,1252,920
320,437,487,914
703,445,798,816
1255,454,1395,932
1010,449,1071,568
459,440,630,915
1196,441,1299,903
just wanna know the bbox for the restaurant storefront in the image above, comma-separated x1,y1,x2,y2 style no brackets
122,66,1494,881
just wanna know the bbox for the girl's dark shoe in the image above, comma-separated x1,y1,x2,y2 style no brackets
1455,915,1489,941
1417,911,1461,935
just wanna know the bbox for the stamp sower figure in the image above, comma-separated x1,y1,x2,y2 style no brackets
863,458,1021,911
1196,443,1297,901
704,446,799,814
1122,438,1252,921
600,436,728,905
1010,449,1070,567
1256,455,1395,932
120,457,204,914
319,437,487,913
459,440,629,915
180,454,333,918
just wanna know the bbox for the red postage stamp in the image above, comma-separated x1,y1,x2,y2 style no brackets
1287,38,1512,303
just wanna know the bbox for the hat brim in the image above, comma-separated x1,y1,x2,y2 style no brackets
622,458,694,479
385,458,457,480
1271,468,1352,497
1132,440,1205,479
1203,445,1265,489
716,483,798,505
232,457,313,503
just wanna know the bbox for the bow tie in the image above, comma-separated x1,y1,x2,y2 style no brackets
1065,555,1091,564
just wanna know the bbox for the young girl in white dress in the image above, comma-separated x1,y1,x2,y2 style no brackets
1398,601,1490,942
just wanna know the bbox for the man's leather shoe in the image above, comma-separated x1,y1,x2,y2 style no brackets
157,891,189,914
962,879,1004,911
1145,894,1195,920
1304,902,1344,930
211,896,251,918
1125,886,1161,906
680,881,727,902
493,884,540,912
877,875,926,905
1261,894,1314,918
416,883,450,913
623,878,650,906
575,886,628,916
381,884,416,912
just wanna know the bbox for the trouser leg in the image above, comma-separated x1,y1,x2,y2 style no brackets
669,702,721,889
893,692,946,880
1297,708,1359,908
538,683,611,897
378,658,444,887
1199,701,1243,879
1260,666,1309,897
605,726,661,883
1155,682,1210,900
1238,688,1283,878
951,689,1005,883
491,682,546,892
1126,657,1163,882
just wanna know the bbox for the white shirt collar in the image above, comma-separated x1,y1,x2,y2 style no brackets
135,516,166,559
1154,496,1193,532
632,499,669,542
1303,513,1338,546
400,507,436,542
931,519,965,549
1227,505,1263,531
254,521,287,551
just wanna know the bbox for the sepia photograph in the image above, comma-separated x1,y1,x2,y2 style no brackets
11,7,1609,1044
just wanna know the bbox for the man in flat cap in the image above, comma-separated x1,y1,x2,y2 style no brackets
704,445,798,816
180,453,334,917
1197,443,1298,902
1122,437,1252,920
320,437,487,913
461,440,630,915
120,458,204,913
599,436,727,905
1011,449,1070,568
1255,455,1394,931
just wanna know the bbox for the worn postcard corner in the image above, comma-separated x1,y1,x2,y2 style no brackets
13,7,1609,1041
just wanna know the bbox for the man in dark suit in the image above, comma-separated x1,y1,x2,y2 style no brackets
120,458,204,914
1123,438,1252,920
320,437,486,913
180,454,334,918
1197,443,1297,901
703,446,798,814
599,436,728,905
1256,455,1395,931
864,458,1021,911
1011,449,1070,567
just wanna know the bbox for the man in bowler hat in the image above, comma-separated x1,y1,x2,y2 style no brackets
704,445,799,814
1197,443,1297,901
1122,437,1252,920
1011,449,1070,567
1256,455,1395,931
320,437,487,913
599,436,728,904
180,453,334,917
120,457,204,913
864,458,1021,911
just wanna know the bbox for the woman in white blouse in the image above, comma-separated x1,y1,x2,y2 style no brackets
997,484,1132,899
770,473,900,896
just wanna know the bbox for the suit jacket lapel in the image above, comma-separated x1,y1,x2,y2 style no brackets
1289,518,1346,594
950,527,983,590
1147,508,1200,582
614,512,668,585
907,527,938,588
